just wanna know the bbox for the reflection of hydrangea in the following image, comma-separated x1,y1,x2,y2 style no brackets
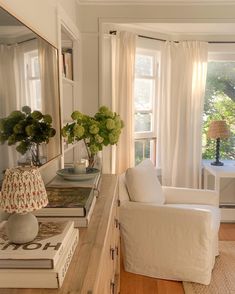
31,111,43,120
26,125,35,136
0,106,56,165
61,105,124,167
44,114,52,124
13,123,24,134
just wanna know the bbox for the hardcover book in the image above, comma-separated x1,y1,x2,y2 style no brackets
35,187,94,217
37,194,97,228
47,173,101,196
0,230,79,288
0,221,75,269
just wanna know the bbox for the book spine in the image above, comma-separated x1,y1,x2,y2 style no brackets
52,221,75,268
57,230,79,287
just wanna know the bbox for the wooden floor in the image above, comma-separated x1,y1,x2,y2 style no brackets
120,223,235,294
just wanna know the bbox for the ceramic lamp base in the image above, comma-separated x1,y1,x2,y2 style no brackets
6,212,39,244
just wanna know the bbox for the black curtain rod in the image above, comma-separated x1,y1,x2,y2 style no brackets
109,30,235,44
18,37,37,45
6,37,37,47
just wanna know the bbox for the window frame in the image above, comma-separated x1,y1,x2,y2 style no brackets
134,47,160,164
24,49,41,110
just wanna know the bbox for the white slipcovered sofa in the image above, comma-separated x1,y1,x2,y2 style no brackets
119,160,221,285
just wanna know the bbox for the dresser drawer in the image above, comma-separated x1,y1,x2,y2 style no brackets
95,185,120,294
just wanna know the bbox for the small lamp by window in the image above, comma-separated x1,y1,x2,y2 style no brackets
0,166,48,244
207,120,230,166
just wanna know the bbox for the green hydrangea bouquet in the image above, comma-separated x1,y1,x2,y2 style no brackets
0,106,56,166
61,106,124,168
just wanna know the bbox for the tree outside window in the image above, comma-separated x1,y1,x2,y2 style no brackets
203,61,235,160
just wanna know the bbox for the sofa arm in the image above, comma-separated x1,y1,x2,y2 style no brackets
163,186,219,207
120,201,214,233
120,201,216,284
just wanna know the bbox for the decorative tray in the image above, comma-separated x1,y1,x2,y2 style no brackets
56,168,100,181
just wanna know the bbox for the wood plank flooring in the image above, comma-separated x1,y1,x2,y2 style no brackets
120,223,235,294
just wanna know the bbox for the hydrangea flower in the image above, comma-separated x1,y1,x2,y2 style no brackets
61,106,124,168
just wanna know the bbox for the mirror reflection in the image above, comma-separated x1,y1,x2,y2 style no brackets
0,7,61,180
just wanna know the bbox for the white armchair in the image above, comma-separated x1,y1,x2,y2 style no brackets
119,171,221,285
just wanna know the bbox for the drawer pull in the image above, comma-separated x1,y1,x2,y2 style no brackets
115,218,119,228
110,281,115,294
117,199,121,207
110,247,115,260
115,246,119,256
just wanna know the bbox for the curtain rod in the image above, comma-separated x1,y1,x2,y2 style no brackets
6,37,37,47
18,37,37,45
109,30,235,44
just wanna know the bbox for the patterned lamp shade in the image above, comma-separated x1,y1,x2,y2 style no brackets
208,120,230,139
0,166,48,213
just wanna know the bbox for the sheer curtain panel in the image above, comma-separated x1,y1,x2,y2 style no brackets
111,31,136,174
157,41,208,188
38,39,59,159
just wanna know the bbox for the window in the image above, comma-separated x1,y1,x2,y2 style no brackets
24,49,42,110
134,50,158,165
203,48,235,160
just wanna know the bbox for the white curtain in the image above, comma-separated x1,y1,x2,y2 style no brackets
0,44,18,177
111,31,136,174
13,44,28,109
157,41,208,188
0,41,38,178
38,39,60,160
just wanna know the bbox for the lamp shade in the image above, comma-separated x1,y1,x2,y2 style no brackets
207,120,230,139
0,166,48,214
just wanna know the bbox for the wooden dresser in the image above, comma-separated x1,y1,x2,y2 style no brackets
1,174,120,294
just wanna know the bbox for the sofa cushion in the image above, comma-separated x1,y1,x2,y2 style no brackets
125,159,165,204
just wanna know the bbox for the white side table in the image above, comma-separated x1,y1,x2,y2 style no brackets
203,161,235,192
203,160,235,222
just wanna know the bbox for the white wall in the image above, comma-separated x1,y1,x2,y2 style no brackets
0,0,78,47
0,0,79,183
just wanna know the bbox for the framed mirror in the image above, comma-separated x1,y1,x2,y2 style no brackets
0,6,61,180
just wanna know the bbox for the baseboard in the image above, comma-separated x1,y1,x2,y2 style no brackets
221,208,235,222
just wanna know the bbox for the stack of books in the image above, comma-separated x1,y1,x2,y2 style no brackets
34,174,101,227
0,221,78,288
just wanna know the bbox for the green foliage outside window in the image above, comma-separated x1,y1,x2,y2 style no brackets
202,62,235,160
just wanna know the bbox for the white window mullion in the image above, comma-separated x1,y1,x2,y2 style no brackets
134,49,159,165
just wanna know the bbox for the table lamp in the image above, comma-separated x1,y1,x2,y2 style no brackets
0,166,48,244
207,120,230,166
